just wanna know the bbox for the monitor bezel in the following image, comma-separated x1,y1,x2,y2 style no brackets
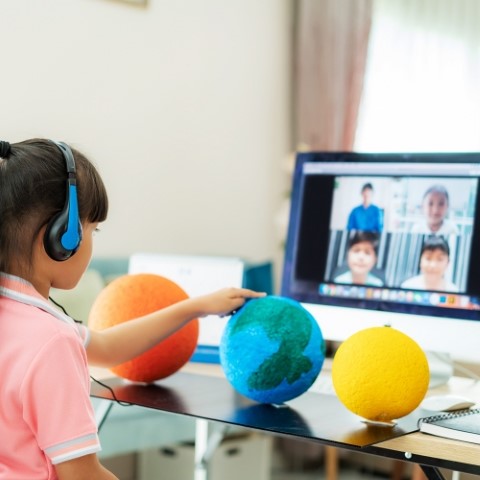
281,151,480,322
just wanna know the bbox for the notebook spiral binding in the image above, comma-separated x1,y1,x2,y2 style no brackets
417,408,480,427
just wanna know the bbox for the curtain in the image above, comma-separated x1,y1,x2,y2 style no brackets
294,0,373,151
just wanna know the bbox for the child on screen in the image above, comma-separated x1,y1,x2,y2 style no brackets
334,231,384,287
401,236,458,292
0,139,265,480
411,184,459,235
346,182,383,232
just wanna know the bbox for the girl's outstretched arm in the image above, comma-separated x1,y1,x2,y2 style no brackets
86,287,265,367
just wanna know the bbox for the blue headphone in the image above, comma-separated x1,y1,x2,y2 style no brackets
43,141,82,261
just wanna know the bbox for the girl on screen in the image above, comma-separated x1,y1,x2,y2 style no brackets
411,184,459,235
401,236,459,292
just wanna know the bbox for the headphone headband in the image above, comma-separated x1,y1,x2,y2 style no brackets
52,140,76,174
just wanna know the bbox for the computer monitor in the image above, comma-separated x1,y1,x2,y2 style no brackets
281,152,480,367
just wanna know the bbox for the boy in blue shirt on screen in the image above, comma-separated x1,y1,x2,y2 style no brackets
347,182,383,232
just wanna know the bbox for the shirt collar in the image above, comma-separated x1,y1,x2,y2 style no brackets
0,272,77,328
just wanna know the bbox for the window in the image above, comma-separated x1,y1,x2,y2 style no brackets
355,0,480,153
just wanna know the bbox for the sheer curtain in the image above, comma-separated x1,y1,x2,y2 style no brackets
294,0,373,150
356,0,480,152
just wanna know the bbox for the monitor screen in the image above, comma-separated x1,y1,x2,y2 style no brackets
281,152,480,363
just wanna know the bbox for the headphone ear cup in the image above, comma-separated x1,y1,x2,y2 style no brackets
44,211,73,261
43,180,83,261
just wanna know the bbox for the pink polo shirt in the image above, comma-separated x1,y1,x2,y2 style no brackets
0,273,101,479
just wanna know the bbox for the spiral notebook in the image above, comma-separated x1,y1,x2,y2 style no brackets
418,408,480,444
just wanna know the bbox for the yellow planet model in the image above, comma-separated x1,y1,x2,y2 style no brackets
332,326,429,422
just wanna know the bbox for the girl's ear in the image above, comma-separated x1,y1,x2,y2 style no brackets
35,225,51,260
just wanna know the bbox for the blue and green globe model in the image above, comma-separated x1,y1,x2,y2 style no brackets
219,296,325,404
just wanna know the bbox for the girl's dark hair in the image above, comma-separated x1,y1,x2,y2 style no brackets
421,235,450,257
0,138,108,273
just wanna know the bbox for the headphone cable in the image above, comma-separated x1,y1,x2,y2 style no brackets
49,296,133,407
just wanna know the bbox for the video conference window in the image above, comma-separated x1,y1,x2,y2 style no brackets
288,163,480,316
326,176,477,294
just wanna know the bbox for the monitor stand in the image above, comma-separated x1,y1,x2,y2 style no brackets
426,351,454,388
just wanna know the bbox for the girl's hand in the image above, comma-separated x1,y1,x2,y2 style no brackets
194,287,266,318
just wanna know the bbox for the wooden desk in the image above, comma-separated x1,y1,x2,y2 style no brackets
372,433,480,474
90,364,480,479
370,376,480,477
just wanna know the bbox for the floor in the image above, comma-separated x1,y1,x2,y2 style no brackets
102,440,402,480
272,470,379,480
269,439,399,480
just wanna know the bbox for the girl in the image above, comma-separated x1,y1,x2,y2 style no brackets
0,139,265,480
401,236,458,292
411,184,459,235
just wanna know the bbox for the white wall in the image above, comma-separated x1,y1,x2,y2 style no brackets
2,0,293,289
